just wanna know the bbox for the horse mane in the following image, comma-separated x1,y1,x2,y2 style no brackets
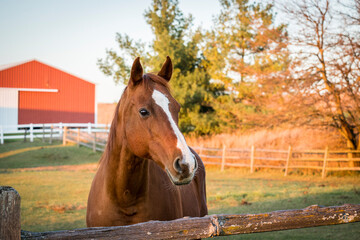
99,73,170,164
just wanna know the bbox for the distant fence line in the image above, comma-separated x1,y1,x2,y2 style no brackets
1,123,359,178
62,127,360,178
192,146,360,178
0,123,110,144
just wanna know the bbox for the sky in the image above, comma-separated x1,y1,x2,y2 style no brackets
0,0,221,103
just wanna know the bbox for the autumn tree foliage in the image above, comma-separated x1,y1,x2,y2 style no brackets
282,0,360,153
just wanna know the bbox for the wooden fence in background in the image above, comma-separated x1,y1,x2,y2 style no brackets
193,146,360,178
62,127,108,153
1,187,360,239
61,128,360,178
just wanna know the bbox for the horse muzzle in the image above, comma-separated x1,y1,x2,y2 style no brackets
166,156,198,186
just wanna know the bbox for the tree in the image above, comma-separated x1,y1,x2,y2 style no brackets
282,0,360,158
98,0,220,135
203,0,290,130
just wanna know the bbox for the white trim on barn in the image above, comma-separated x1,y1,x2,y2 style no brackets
0,87,58,93
0,88,19,131
0,87,58,131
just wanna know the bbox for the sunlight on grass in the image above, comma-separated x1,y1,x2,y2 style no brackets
0,144,102,168
1,170,96,232
0,143,359,238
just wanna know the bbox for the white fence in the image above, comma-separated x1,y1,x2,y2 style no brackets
0,123,110,144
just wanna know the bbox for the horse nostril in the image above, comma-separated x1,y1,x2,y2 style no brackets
174,157,183,173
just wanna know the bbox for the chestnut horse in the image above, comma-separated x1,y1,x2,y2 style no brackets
86,56,208,227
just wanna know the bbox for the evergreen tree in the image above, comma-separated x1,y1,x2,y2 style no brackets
98,0,220,135
203,0,290,130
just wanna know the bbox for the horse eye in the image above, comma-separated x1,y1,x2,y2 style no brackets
139,108,150,117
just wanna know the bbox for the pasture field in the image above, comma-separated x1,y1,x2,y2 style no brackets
0,139,101,168
0,140,359,239
0,139,62,154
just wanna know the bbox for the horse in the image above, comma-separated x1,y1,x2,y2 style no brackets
86,56,208,227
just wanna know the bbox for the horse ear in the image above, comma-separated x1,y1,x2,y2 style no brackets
158,56,173,81
129,57,143,86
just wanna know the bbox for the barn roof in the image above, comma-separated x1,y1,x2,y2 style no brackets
0,59,96,85
0,60,30,71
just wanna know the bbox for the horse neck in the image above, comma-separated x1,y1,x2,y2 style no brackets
102,115,148,204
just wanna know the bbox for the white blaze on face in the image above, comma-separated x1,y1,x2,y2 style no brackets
152,89,196,172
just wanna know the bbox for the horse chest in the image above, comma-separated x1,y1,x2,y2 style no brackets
113,187,183,225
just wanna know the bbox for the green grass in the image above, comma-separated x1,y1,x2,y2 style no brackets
0,138,61,153
0,170,95,231
205,167,360,239
206,167,360,214
0,142,359,239
0,140,102,169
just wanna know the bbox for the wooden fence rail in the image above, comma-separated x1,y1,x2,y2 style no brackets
192,145,360,178
1,187,359,240
61,127,360,178
62,127,108,153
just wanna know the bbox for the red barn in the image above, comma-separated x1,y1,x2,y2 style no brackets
0,60,95,127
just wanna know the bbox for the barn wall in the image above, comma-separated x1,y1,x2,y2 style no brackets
97,103,117,125
0,60,95,124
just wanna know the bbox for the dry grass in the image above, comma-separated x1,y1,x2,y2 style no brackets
36,202,87,214
186,127,346,150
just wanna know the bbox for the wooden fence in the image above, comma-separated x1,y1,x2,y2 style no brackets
193,146,360,178
62,127,108,153
61,128,360,178
1,186,359,239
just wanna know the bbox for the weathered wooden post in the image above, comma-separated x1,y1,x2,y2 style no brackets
62,126,68,146
0,186,21,240
221,145,226,171
322,146,329,178
250,145,255,173
284,146,292,176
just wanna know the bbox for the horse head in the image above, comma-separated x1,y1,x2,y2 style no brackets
118,56,197,185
